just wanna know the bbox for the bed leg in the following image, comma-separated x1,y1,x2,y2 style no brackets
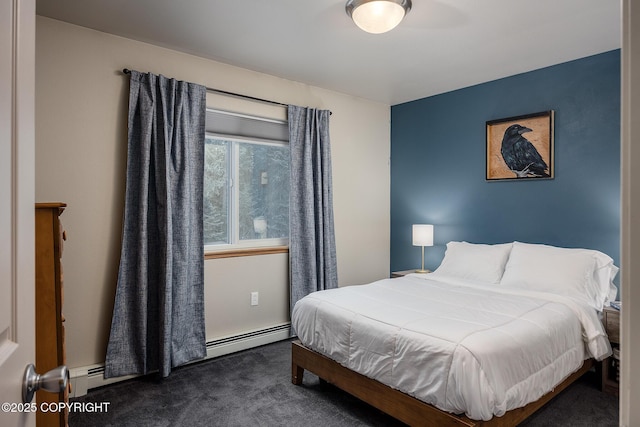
292,362,304,385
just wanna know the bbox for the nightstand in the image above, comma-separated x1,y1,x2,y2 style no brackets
391,269,428,278
601,305,620,395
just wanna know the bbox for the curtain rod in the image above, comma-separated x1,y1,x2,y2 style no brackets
122,68,331,115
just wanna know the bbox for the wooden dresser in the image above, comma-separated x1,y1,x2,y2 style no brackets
35,203,68,427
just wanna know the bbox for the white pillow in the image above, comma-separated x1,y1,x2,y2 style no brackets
500,242,618,311
430,241,513,284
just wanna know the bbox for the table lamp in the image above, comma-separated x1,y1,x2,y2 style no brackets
412,224,433,273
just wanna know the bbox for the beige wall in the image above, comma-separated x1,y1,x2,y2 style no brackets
621,0,639,424
35,16,390,369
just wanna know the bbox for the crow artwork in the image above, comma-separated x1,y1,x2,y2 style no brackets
500,124,550,178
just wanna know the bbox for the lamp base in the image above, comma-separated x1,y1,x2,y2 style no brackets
414,269,431,274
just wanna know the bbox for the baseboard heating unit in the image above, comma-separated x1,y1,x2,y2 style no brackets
69,323,291,397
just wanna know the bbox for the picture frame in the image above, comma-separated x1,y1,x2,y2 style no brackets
486,110,554,181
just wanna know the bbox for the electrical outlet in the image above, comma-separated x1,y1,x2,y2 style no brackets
250,292,259,306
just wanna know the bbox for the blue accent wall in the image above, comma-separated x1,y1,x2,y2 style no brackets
390,50,621,281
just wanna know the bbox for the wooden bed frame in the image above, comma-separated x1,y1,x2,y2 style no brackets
291,340,594,427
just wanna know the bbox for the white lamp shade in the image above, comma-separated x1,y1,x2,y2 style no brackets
412,224,434,246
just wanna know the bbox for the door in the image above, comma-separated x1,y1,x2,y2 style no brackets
0,0,36,426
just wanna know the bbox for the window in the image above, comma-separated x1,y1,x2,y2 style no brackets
203,108,289,250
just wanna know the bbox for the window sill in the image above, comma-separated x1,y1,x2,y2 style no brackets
204,245,289,259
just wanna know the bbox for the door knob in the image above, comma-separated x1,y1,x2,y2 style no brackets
22,364,69,403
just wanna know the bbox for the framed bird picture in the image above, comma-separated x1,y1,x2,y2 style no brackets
486,110,554,180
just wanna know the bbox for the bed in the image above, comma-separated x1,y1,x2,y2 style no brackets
291,241,618,426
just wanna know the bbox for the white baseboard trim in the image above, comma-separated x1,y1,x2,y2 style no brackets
69,323,291,398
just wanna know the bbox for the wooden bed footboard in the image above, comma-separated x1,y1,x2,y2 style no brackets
291,340,594,427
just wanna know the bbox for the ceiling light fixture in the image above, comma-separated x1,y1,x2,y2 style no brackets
345,0,412,34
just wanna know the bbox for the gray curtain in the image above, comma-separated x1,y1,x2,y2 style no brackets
288,105,338,314
105,71,206,379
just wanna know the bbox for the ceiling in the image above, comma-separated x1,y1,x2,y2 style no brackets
36,0,621,105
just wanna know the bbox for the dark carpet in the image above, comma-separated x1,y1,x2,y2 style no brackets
69,339,618,426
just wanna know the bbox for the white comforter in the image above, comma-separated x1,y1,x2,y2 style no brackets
292,274,612,421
